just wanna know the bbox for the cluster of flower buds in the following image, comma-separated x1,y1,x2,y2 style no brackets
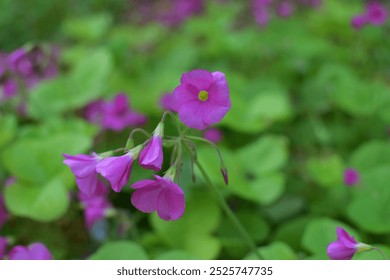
252,0,322,26
64,69,230,224
351,1,388,29
0,45,58,103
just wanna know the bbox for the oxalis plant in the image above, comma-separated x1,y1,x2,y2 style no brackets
62,69,262,259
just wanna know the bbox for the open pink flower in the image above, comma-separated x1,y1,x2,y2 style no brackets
366,2,388,25
131,175,185,221
327,227,371,260
63,153,101,196
78,181,112,229
139,123,164,171
172,69,231,130
8,243,52,260
96,152,135,192
0,237,8,259
0,195,9,229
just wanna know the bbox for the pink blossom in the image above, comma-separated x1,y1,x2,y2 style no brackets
63,153,101,196
96,152,135,192
131,175,185,221
366,2,388,25
159,92,177,111
172,69,231,130
78,181,112,229
351,14,368,29
327,227,371,260
85,93,147,131
344,168,360,186
8,243,53,260
139,123,164,171
277,2,294,18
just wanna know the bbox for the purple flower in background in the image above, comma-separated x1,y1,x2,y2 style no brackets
277,2,294,18
0,236,7,259
78,181,112,229
96,152,135,192
366,2,388,25
85,93,147,131
63,153,101,196
159,92,177,111
203,127,223,143
8,243,52,260
131,175,185,221
172,69,231,130
139,123,164,171
7,48,33,77
159,0,204,26
0,195,9,229
327,227,371,260
344,168,360,186
351,14,368,29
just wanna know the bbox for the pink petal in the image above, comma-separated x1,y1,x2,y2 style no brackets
156,188,185,221
336,227,357,249
327,241,356,260
180,69,213,90
131,184,161,213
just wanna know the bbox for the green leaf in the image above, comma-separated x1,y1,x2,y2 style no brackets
89,241,148,260
349,141,390,171
302,218,360,255
245,242,298,260
4,176,69,222
155,250,198,260
62,13,112,41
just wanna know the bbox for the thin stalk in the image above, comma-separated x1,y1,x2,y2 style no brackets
373,247,387,260
195,161,262,260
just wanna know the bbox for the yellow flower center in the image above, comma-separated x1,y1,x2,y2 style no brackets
198,90,209,102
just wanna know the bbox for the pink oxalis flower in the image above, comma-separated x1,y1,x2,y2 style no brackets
366,1,388,25
8,243,53,260
327,227,371,260
78,181,112,229
131,174,185,221
63,153,101,196
172,69,231,130
139,123,164,171
344,168,360,186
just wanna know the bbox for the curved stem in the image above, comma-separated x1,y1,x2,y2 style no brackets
161,111,183,137
195,161,262,260
186,135,226,167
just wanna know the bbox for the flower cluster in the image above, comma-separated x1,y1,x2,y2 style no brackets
85,93,147,132
64,69,230,223
252,0,322,26
0,45,58,103
0,239,52,260
351,1,388,29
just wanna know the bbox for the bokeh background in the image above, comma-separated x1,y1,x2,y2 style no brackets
1,0,390,260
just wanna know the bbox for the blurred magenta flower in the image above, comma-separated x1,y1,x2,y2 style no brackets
159,0,204,26
203,127,223,143
63,153,101,196
0,237,7,259
344,168,360,186
96,152,135,192
139,123,164,171
8,243,52,260
351,14,368,29
131,174,185,221
277,2,294,17
7,48,33,77
85,93,147,131
0,195,9,229
78,181,112,229
327,227,371,260
172,69,231,130
366,1,388,25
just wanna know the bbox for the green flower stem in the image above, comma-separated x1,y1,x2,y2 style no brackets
195,161,263,260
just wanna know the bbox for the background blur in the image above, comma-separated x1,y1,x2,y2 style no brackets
1,0,390,260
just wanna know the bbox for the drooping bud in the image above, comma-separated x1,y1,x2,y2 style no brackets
221,167,228,186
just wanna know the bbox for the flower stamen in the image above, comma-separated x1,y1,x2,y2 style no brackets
198,90,209,102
